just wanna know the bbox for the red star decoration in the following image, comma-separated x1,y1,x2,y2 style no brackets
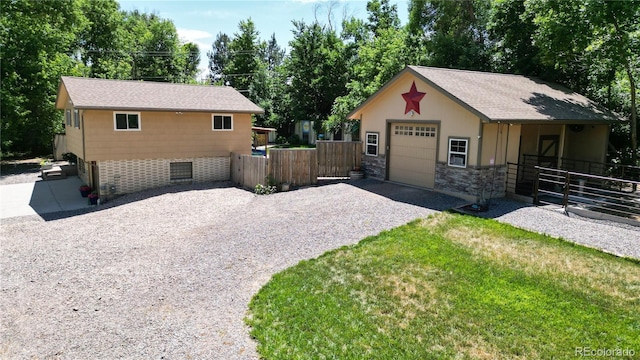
402,81,426,114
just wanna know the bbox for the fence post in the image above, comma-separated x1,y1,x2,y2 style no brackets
562,171,571,208
533,167,540,205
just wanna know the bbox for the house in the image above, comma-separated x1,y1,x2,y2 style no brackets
348,66,620,202
55,77,263,197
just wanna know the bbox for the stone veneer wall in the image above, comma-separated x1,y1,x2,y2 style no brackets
361,153,386,179
435,163,506,200
97,157,230,196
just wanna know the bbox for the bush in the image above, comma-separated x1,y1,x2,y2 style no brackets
287,134,301,146
276,136,287,144
254,183,277,195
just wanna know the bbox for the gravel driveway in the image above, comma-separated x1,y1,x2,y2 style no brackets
2,179,637,359
0,180,466,359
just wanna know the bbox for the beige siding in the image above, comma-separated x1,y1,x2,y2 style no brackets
359,72,481,166
563,124,608,163
506,124,522,164
83,110,252,161
480,123,521,166
64,112,84,159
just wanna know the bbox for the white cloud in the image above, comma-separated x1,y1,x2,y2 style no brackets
177,28,213,42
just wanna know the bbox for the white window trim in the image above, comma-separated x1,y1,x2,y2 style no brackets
365,132,379,156
212,114,234,131
448,138,468,168
65,109,71,126
113,112,142,131
73,109,80,129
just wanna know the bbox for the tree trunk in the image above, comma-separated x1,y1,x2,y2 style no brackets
626,65,638,166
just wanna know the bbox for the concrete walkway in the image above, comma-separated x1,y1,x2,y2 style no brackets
0,177,91,219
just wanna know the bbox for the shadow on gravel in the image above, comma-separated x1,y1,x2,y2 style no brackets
346,178,468,211
38,181,239,221
449,198,534,219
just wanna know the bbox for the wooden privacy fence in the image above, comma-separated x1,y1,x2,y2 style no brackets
316,141,362,177
231,141,362,189
269,148,318,186
231,152,267,189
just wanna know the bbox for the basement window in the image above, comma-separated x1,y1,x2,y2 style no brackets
170,162,193,180
448,138,468,168
114,112,141,131
212,114,233,131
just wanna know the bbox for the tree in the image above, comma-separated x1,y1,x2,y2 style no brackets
77,0,130,79
407,0,492,70
122,11,199,83
526,0,640,165
328,0,406,135
1,0,84,155
225,18,262,93
207,32,231,85
285,21,349,134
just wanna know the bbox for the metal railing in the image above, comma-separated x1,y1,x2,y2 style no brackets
533,166,640,220
507,155,640,197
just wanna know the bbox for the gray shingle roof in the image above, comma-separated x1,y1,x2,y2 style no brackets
350,66,620,123
58,77,264,114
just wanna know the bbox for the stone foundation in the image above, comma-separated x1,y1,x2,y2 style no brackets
435,163,506,201
361,153,386,179
97,157,230,196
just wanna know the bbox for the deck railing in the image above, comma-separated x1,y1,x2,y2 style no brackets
506,155,640,197
533,166,640,221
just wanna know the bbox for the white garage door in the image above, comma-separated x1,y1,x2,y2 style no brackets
389,123,437,188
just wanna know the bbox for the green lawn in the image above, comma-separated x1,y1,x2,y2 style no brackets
247,213,640,359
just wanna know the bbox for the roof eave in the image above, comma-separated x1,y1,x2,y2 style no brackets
72,105,265,114
485,118,622,124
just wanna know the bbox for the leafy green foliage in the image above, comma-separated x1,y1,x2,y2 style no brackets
1,0,200,156
254,183,276,195
286,21,349,135
248,213,640,358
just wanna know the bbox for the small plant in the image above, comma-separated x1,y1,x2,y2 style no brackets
254,183,277,195
79,184,92,198
87,191,99,205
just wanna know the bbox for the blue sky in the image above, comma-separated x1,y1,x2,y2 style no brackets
118,0,409,78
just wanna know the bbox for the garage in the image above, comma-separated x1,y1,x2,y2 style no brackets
388,123,437,188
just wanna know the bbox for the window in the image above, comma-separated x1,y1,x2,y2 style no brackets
170,162,192,180
448,138,468,168
365,132,378,156
114,112,141,131
73,109,80,128
394,125,413,136
65,110,71,126
212,114,233,131
415,126,436,137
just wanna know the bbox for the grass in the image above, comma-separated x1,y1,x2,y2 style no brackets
247,213,640,359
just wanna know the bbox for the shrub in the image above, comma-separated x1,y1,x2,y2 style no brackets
254,183,277,195
287,134,301,146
